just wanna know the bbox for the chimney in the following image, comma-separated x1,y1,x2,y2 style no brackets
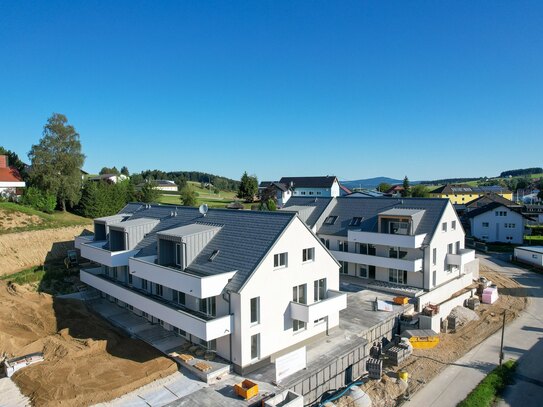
0,155,7,168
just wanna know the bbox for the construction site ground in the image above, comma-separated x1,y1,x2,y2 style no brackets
0,280,178,407
337,262,528,407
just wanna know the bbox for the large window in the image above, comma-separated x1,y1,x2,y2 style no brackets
389,247,407,259
274,252,288,268
199,297,216,317
338,240,348,252
303,247,315,262
314,278,326,302
359,264,368,278
141,278,148,291
357,243,376,255
320,238,330,249
154,283,163,297
251,334,260,359
293,319,306,332
250,297,260,324
175,290,186,305
389,269,407,285
292,284,307,304
339,261,348,274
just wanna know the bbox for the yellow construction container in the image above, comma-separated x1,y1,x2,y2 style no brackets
234,379,259,400
393,296,409,305
403,329,440,349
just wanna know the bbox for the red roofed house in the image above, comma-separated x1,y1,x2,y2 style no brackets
0,155,26,199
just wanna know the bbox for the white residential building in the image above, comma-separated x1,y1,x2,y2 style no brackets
153,180,179,192
0,155,25,199
260,176,341,207
465,202,529,244
514,246,543,268
76,204,346,374
283,196,478,308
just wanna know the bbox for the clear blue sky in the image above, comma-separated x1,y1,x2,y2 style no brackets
1,1,542,182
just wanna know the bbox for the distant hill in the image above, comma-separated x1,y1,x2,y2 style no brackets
341,177,405,189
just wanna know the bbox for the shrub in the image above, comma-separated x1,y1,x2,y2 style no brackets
21,187,57,213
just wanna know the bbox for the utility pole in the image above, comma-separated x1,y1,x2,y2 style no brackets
499,310,506,365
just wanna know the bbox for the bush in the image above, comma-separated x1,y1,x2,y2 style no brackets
21,187,57,213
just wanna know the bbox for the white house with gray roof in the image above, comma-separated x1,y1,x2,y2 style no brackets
76,203,346,374
283,197,479,308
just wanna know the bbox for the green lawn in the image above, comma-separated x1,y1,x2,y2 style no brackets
457,360,517,407
157,181,252,208
0,202,91,234
525,235,543,241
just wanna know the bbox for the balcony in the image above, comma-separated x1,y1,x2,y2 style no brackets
331,250,423,272
129,256,237,298
80,268,232,341
446,249,476,268
80,240,139,267
75,234,94,250
289,290,347,323
348,230,427,249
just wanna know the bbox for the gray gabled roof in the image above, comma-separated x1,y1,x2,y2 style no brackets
316,197,449,245
281,197,334,228
114,203,297,292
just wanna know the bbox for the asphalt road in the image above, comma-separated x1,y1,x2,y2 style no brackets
404,254,543,407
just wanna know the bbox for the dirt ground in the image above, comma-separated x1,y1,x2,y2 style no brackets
0,208,43,231
0,281,178,407
0,225,90,276
336,264,528,407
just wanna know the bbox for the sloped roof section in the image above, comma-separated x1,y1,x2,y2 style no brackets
0,167,24,183
279,176,337,188
281,197,334,228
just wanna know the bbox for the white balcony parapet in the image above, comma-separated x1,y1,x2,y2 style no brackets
348,230,427,249
80,269,232,341
289,290,347,323
75,234,94,250
446,249,476,268
129,256,237,298
331,250,423,272
80,240,139,267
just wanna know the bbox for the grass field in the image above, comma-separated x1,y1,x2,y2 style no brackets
158,182,252,208
0,202,92,234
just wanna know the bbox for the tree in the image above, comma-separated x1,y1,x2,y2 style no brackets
401,176,411,197
21,187,56,213
180,185,197,206
377,182,392,193
0,146,27,180
77,179,133,218
137,182,160,203
411,184,430,198
237,172,258,202
120,166,130,176
100,166,119,175
28,113,85,211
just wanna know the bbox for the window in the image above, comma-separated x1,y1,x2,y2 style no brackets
199,297,216,317
128,272,133,285
349,217,362,227
155,283,163,297
359,265,368,278
293,319,306,332
389,269,407,285
175,243,182,267
357,243,376,255
448,243,453,254
209,249,220,261
274,252,288,268
176,290,185,305
389,247,407,259
141,278,148,290
320,238,330,249
456,241,460,253
324,216,338,225
292,284,307,304
309,191,314,195
432,248,437,265
482,235,489,240
314,279,326,301
174,327,187,338
338,240,348,252
452,221,456,230
495,211,507,217
301,191,306,195
339,261,348,274
505,223,516,229
251,334,260,359
303,247,315,262
442,222,447,232
482,222,489,228
533,254,538,259
250,297,260,324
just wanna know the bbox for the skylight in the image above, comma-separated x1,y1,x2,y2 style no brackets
209,249,220,262
324,216,338,225
349,217,362,226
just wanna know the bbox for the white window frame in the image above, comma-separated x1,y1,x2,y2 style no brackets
250,297,260,325
274,252,288,268
313,278,326,302
251,334,260,360
303,247,315,263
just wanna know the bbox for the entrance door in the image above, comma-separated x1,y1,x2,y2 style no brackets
369,266,376,279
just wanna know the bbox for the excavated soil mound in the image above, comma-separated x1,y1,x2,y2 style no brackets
0,281,177,406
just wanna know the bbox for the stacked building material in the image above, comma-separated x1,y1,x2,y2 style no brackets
366,358,383,379
386,344,412,366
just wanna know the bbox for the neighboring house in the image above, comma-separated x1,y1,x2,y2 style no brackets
464,193,519,211
88,173,128,184
0,154,25,199
339,184,352,196
464,202,533,244
514,246,543,268
523,204,543,223
153,180,178,192
384,185,404,196
76,204,346,375
283,197,478,308
258,181,293,207
346,189,387,198
260,176,341,207
430,184,513,204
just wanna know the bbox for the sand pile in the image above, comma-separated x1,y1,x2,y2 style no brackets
0,281,177,406
448,305,479,325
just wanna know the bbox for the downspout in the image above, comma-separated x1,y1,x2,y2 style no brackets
222,290,232,362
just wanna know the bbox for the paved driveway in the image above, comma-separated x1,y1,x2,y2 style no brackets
404,254,543,407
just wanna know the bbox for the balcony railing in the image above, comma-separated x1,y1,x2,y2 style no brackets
348,230,427,249
331,250,423,272
80,268,232,341
79,240,139,267
129,256,237,298
289,290,347,323
446,249,476,268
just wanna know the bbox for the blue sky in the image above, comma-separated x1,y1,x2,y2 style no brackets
0,1,542,182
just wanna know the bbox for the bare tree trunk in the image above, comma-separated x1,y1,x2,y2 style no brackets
61,199,66,212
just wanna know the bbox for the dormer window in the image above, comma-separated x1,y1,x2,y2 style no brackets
324,216,338,225
349,217,362,227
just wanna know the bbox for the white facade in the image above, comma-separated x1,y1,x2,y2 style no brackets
78,209,346,374
469,205,526,244
291,180,340,199
514,246,543,268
